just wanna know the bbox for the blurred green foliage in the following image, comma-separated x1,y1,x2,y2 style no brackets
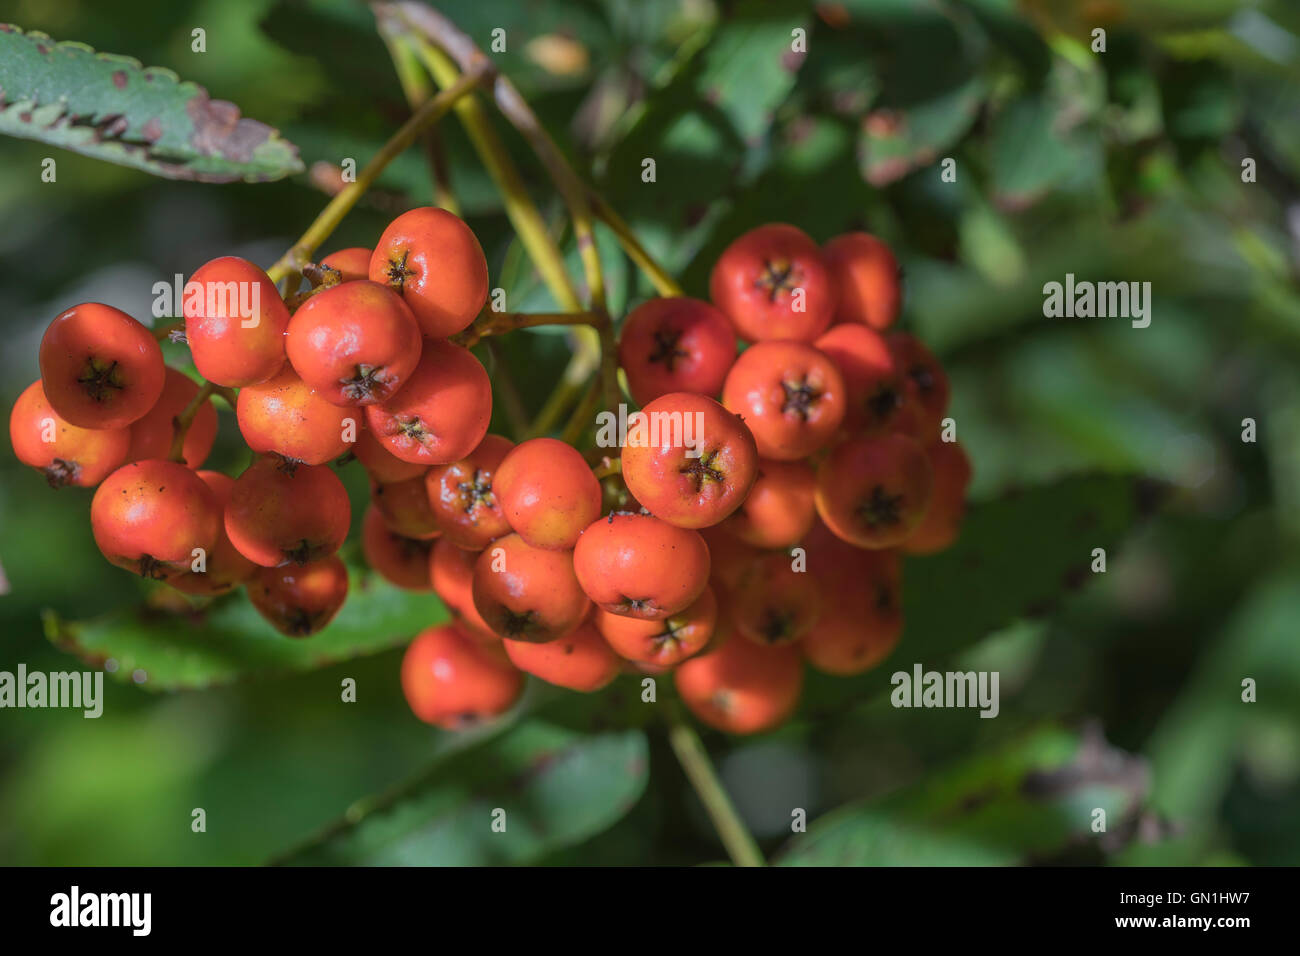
1,0,1298,865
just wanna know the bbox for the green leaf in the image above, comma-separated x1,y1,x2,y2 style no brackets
43,568,448,691
778,725,1147,865
804,474,1155,713
273,722,649,865
988,94,1099,208
858,75,985,186
0,24,302,182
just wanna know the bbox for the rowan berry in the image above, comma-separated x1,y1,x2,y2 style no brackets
286,281,422,406
822,232,901,330
721,340,846,460
168,470,259,596
595,585,717,667
493,437,602,549
236,366,355,466
471,533,590,642
503,619,620,692
126,367,218,468
801,521,902,675
361,505,434,590
814,433,932,548
814,323,906,435
731,550,820,646
620,392,758,529
709,223,837,342
401,623,523,729
38,303,165,429
674,636,804,735
248,555,349,637
372,474,441,540
901,440,971,555
224,455,351,567
184,256,290,387
370,207,489,338
90,459,221,580
617,297,737,405
429,537,496,640
572,512,710,619
721,458,815,549
319,247,373,282
426,433,514,549
352,422,426,483
889,333,950,441
10,380,129,488
365,338,492,465
698,523,760,594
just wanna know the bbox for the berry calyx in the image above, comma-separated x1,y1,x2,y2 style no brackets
425,433,514,550
39,303,166,429
814,433,933,548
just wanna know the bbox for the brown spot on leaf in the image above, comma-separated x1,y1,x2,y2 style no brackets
186,92,274,164
112,70,127,89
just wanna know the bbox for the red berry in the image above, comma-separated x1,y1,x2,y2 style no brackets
10,380,129,488
361,505,434,590
184,256,290,387
617,297,737,405
372,474,442,540
721,340,846,460
901,440,971,555
126,367,218,468
401,623,523,729
595,585,717,667
698,523,761,594
802,522,902,675
319,247,373,282
90,459,221,580
822,232,901,330
352,421,426,483
814,433,933,548
493,437,602,549
572,512,710,620
814,323,906,435
249,556,349,637
721,458,815,549
429,537,496,640
709,223,837,342
236,366,356,466
731,550,820,646
425,433,514,550
504,620,620,692
39,303,165,429
471,533,590,642
889,333,950,441
169,470,259,596
674,637,803,735
620,392,758,529
225,455,351,567
370,207,489,338
286,281,422,406
365,338,492,465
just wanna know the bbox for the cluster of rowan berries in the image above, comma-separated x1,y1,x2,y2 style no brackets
9,209,969,736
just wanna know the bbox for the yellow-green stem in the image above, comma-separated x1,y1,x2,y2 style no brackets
168,382,217,463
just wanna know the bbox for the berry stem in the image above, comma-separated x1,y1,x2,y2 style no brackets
667,707,766,867
591,456,622,480
168,381,217,463
586,190,684,298
450,310,603,348
381,29,460,215
265,63,488,286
